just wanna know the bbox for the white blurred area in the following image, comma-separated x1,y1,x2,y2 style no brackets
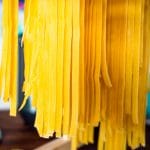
0,99,9,110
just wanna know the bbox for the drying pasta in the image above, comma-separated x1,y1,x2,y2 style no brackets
0,0,18,116
0,0,150,150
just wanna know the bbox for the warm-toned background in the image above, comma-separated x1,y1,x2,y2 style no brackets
0,111,149,150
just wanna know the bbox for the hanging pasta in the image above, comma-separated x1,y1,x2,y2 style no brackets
62,0,72,136
0,0,18,116
0,0,150,150
145,0,150,93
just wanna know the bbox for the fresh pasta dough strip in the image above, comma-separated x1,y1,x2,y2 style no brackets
107,0,120,128
116,0,127,128
88,125,94,144
20,0,38,109
125,0,134,115
89,0,96,125
131,0,142,124
98,122,106,150
63,0,72,135
42,4,51,136
48,0,57,133
55,0,65,137
86,0,93,124
145,0,150,92
84,0,90,126
93,0,102,124
139,0,145,68
106,0,112,123
34,20,45,136
101,0,112,88
9,0,18,116
0,0,9,101
83,0,88,126
79,0,85,125
138,1,150,146
70,0,80,139
3,0,12,102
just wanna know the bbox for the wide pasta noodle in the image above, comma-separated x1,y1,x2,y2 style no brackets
0,0,18,116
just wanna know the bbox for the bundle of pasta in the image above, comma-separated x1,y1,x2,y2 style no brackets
1,0,150,150
0,0,18,116
20,0,107,149
98,0,150,150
